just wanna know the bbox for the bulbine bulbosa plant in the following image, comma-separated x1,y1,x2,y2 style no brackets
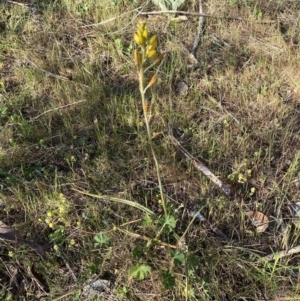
133,22,167,215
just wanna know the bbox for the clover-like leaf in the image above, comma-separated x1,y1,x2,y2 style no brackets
93,232,111,248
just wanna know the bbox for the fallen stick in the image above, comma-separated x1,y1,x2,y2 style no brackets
190,209,230,241
169,133,231,197
259,245,300,262
139,10,242,20
0,221,45,254
169,132,300,260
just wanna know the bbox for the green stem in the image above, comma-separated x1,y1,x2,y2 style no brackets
138,66,167,216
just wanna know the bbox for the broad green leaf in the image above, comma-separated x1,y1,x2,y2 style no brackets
130,264,151,280
164,215,177,229
172,250,185,267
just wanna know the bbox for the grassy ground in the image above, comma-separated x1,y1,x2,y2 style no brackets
1,0,300,300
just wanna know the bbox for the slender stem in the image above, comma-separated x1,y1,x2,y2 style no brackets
138,66,167,216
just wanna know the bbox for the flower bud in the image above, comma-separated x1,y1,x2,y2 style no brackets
152,53,163,65
149,35,157,48
134,33,145,46
142,28,148,39
147,49,157,58
148,74,157,87
134,33,140,45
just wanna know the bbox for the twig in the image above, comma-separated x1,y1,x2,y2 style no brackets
139,10,242,20
80,8,141,28
29,100,86,122
190,0,205,58
0,221,46,254
259,245,300,262
60,254,77,283
169,133,231,197
206,93,241,126
25,58,90,88
6,0,28,7
190,210,230,241
51,290,78,301
0,233,46,254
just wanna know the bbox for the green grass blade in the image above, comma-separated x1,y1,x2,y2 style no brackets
72,188,155,216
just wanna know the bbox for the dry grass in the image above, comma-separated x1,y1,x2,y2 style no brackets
1,0,300,300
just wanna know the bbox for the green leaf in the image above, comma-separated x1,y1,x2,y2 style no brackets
165,215,177,229
132,246,144,260
49,228,65,244
162,271,175,289
93,232,110,247
73,189,155,216
130,264,151,280
172,250,185,267
161,214,177,234
141,215,153,227
186,254,198,270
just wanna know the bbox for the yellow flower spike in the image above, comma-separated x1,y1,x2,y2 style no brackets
137,21,144,30
148,74,157,87
149,35,157,48
137,22,145,37
142,27,148,39
146,49,157,58
134,33,141,45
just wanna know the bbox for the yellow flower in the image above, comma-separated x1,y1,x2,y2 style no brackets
142,28,148,39
149,35,157,48
146,49,157,58
134,33,141,45
59,205,65,214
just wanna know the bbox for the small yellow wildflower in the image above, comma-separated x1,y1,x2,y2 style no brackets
59,205,65,214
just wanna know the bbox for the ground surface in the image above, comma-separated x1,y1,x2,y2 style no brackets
0,0,300,300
